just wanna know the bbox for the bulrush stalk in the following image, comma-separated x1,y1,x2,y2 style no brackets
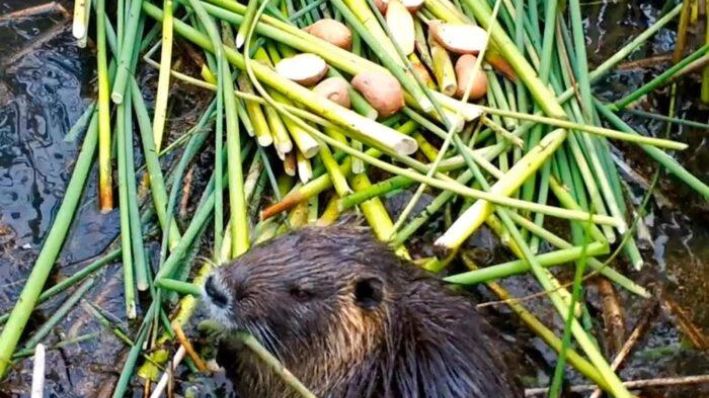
71,0,89,41
109,0,143,103
446,242,609,284
435,129,571,250
142,2,418,156
429,35,457,95
237,74,273,147
186,0,249,258
152,0,174,152
96,0,113,212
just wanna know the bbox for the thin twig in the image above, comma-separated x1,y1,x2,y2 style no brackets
525,374,709,396
589,300,658,398
617,53,673,70
597,278,626,356
661,295,709,349
0,2,68,21
3,23,70,68
171,321,208,372
149,345,186,398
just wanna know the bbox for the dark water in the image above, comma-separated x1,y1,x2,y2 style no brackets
0,0,707,397
0,1,127,396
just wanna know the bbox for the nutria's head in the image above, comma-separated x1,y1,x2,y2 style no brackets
204,226,523,398
203,226,398,365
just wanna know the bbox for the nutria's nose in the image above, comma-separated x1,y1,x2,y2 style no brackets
205,275,230,308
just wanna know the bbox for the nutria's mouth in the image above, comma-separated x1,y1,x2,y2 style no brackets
203,273,238,329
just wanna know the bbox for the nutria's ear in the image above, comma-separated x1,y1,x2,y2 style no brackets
353,276,384,310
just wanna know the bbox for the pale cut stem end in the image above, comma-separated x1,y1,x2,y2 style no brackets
349,116,419,155
257,134,274,147
72,23,86,40
275,141,293,157
300,144,320,159
111,92,124,104
31,344,45,398
235,33,245,49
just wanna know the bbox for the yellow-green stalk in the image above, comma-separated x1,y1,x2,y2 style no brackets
236,0,259,48
151,0,174,151
409,52,436,90
262,45,320,158
72,0,89,42
237,73,273,147
413,132,439,162
296,151,312,183
436,129,571,250
317,196,341,226
429,35,457,95
96,0,113,212
319,142,352,195
413,17,434,70
351,174,409,258
140,3,418,156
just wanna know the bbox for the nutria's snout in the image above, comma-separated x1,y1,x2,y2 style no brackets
205,275,229,308
203,273,236,327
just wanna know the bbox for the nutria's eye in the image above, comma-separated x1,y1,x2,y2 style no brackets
289,286,314,301
353,277,384,310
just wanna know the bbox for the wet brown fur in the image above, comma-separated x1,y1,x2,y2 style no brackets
207,225,522,398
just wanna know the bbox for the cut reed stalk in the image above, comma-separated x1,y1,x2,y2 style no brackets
96,0,113,212
110,0,143,103
595,100,709,198
22,278,95,351
144,4,420,156
116,101,136,318
152,0,175,152
436,129,570,250
455,128,633,398
446,242,608,284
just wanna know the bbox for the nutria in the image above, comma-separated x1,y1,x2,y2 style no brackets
203,225,522,397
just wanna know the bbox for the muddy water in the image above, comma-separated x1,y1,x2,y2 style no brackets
0,0,707,397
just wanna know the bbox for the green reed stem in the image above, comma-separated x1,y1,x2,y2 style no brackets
111,302,156,398
156,279,203,296
595,100,709,199
341,175,414,209
446,241,607,285
110,0,143,103
22,278,95,351
621,108,709,130
612,44,709,110
96,0,113,212
460,253,612,391
116,99,136,318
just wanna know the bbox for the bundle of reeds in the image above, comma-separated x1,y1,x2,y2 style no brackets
1,1,707,397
